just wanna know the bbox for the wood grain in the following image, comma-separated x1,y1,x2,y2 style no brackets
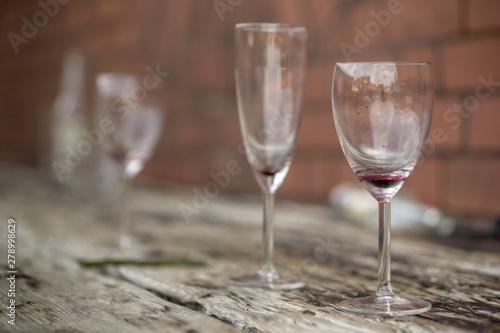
0,164,499,332
0,234,239,332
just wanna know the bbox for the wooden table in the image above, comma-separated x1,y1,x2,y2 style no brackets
1,164,499,332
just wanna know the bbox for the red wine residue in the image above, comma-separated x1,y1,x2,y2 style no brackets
358,174,407,188
260,166,280,176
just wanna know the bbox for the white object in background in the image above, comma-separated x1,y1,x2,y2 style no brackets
329,183,456,237
50,51,88,184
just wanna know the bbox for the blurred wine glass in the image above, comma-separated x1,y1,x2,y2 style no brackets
95,73,164,250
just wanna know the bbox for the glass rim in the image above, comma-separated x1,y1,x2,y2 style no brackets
336,61,431,66
235,22,307,33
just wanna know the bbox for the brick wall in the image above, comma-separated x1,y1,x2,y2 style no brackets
1,0,499,224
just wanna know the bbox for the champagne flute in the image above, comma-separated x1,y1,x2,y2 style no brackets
332,62,433,315
230,23,307,289
95,73,164,250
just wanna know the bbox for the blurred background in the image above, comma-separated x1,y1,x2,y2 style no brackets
1,0,499,230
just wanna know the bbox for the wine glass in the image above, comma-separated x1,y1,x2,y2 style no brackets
332,62,433,315
95,73,165,250
230,23,307,289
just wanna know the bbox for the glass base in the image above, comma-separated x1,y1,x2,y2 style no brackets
229,271,305,290
118,234,134,251
99,234,153,256
339,294,431,316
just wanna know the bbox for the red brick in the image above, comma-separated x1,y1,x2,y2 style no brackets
166,121,205,149
189,33,233,90
85,25,141,56
150,2,195,70
337,1,394,47
396,46,445,92
469,97,500,149
269,0,303,23
404,158,445,207
194,145,257,195
0,2,38,26
326,157,360,187
280,156,355,201
226,118,245,146
391,0,460,40
207,115,242,147
469,0,500,31
44,1,94,33
425,96,462,152
446,158,500,219
397,46,437,64
1,2,53,34
302,0,340,44
444,37,500,91
162,112,206,150
296,106,339,150
226,164,260,195
142,151,206,185
304,61,334,102
162,1,194,32
279,157,324,200
336,46,397,64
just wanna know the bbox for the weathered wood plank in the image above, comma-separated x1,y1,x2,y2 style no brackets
1,164,499,332
110,224,500,333
0,234,239,333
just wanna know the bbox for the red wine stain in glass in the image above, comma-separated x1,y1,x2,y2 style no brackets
358,174,407,188
260,166,280,176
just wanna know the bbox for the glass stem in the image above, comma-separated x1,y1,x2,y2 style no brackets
376,200,394,297
119,176,132,250
259,190,277,279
